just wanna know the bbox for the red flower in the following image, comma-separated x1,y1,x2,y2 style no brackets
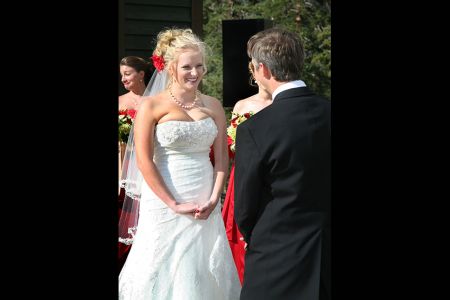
127,109,137,119
230,116,238,127
226,111,254,156
227,135,234,147
227,135,235,159
151,54,165,72
119,110,135,142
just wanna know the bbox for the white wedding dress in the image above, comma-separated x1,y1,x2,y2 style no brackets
119,117,241,300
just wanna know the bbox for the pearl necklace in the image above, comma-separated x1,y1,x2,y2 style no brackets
169,90,199,109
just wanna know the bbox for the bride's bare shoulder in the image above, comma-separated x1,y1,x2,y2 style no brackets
139,93,172,122
199,93,224,113
141,92,166,106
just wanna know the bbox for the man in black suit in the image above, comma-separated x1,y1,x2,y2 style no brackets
234,28,331,300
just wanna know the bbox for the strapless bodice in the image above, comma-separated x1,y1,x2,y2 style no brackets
154,117,217,160
140,117,218,209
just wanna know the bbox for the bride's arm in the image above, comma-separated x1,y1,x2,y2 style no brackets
195,97,228,220
134,98,198,214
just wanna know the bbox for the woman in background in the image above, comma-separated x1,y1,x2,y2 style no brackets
118,56,152,274
222,61,272,284
119,56,152,111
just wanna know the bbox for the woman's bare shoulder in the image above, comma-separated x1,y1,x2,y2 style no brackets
139,92,172,118
200,94,224,112
233,95,256,114
119,91,134,100
198,93,225,120
200,93,220,105
140,94,160,109
119,92,131,110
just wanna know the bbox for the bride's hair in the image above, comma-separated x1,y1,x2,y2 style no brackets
153,28,208,77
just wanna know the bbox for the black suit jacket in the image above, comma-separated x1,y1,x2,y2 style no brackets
234,87,331,300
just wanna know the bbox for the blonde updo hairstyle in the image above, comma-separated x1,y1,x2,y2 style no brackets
153,28,207,88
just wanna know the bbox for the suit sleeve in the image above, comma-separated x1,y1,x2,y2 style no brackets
234,124,263,244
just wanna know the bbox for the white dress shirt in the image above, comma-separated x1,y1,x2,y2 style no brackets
272,80,306,101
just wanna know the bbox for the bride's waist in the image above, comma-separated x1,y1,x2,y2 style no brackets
154,150,210,162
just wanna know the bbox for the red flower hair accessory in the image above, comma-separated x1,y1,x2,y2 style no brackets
151,54,165,72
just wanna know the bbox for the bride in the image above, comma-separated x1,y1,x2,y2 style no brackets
118,28,241,299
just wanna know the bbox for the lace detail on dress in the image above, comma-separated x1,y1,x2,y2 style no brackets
118,227,137,245
155,117,217,153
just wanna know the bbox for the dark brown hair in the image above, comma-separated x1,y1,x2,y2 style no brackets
120,56,153,85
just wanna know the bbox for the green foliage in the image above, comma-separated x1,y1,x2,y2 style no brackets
203,0,331,101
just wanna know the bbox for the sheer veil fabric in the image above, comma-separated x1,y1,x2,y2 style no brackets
119,70,169,245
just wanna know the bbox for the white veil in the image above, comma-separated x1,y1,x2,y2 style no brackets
119,69,169,245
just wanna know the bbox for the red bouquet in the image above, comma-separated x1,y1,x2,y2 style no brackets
226,112,253,157
119,109,136,143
